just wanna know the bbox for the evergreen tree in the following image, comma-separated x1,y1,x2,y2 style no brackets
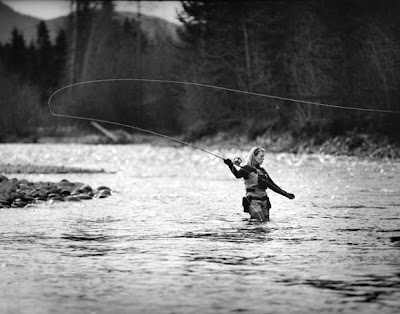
36,21,53,99
54,29,68,83
9,28,27,78
26,40,37,83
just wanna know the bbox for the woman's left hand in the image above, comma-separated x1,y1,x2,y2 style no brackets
286,193,295,199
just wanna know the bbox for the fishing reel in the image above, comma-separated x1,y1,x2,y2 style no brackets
233,157,242,166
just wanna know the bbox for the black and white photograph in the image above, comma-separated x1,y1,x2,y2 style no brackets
0,0,399,313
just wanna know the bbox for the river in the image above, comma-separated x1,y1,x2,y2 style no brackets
0,143,399,314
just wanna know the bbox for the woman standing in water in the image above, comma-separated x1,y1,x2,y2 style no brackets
224,147,295,222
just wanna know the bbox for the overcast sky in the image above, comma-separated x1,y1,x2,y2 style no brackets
2,0,182,24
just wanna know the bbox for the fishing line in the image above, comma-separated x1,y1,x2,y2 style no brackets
48,78,400,114
48,78,399,162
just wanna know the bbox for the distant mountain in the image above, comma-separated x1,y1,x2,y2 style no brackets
0,1,181,45
117,11,180,44
0,1,42,44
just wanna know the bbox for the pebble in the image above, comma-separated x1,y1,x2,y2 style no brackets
0,175,111,208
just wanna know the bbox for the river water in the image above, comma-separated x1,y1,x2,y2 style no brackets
0,143,399,314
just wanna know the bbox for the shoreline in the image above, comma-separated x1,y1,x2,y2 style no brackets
1,130,399,164
0,163,107,174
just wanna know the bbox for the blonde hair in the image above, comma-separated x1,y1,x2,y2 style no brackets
246,147,266,168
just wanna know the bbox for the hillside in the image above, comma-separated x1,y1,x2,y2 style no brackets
117,11,180,43
0,1,41,44
0,1,181,45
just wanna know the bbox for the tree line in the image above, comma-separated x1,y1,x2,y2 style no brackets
0,0,181,140
177,0,400,141
0,20,67,139
0,0,399,142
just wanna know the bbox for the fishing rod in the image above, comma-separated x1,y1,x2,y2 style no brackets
47,86,257,192
48,80,227,161
48,108,225,161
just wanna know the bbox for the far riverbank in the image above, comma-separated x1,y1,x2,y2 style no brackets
2,128,400,161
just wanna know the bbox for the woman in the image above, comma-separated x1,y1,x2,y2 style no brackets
224,147,295,222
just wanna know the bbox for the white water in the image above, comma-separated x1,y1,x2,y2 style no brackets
1,144,399,314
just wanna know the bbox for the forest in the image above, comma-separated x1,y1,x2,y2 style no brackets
0,0,399,145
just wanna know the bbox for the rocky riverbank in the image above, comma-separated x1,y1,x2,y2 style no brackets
0,175,111,209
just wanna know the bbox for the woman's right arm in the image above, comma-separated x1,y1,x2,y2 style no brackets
224,159,247,179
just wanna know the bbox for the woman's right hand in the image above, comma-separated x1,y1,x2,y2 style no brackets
224,158,233,167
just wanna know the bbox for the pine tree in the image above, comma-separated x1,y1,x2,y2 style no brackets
54,29,68,84
36,21,53,99
9,28,27,77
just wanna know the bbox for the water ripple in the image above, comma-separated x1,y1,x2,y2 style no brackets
0,144,399,314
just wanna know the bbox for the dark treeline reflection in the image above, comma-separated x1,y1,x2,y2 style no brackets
0,0,399,142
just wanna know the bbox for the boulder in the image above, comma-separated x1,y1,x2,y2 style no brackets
0,175,8,183
0,179,18,194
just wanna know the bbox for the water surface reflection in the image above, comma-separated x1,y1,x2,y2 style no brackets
0,144,399,314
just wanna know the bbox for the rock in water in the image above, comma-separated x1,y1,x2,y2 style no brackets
0,178,111,208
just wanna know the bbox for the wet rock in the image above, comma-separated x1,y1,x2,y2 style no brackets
48,198,64,203
49,195,64,201
19,179,29,185
100,189,111,196
94,189,111,198
75,194,92,200
60,189,71,196
79,184,93,193
37,191,48,198
94,186,111,198
11,199,27,208
0,197,11,206
65,196,81,202
94,193,107,199
0,178,111,208
48,188,62,195
57,181,75,190
21,195,35,202
97,186,111,192
0,179,18,194
0,175,8,183
71,184,92,195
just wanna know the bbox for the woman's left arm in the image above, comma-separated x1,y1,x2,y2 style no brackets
260,171,295,199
